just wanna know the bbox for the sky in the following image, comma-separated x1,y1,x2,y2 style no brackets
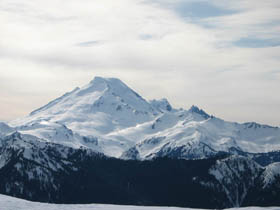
0,0,280,126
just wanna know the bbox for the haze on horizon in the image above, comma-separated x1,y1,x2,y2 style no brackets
0,0,279,126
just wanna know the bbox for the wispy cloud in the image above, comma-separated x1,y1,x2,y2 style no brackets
76,40,104,47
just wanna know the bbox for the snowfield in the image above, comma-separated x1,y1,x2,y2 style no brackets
0,194,278,210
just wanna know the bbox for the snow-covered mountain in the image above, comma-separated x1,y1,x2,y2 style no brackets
11,77,159,134
8,76,280,159
0,153,280,208
0,122,15,138
1,76,280,208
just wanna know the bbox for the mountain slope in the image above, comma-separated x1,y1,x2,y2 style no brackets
0,122,15,138
121,116,280,160
7,76,280,159
1,139,280,208
11,77,159,135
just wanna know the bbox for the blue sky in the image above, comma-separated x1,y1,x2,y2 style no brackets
234,37,280,48
0,0,280,125
157,0,236,19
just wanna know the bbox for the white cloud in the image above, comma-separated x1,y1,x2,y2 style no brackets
0,0,279,125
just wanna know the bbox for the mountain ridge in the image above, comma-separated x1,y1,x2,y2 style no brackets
7,76,280,159
1,76,280,208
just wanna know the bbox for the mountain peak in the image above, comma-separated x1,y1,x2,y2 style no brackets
86,76,135,96
87,76,145,101
12,76,158,135
243,122,277,129
90,76,126,87
150,98,172,112
189,105,210,119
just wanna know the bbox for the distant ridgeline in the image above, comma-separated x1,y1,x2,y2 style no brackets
1,77,280,208
1,126,280,208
